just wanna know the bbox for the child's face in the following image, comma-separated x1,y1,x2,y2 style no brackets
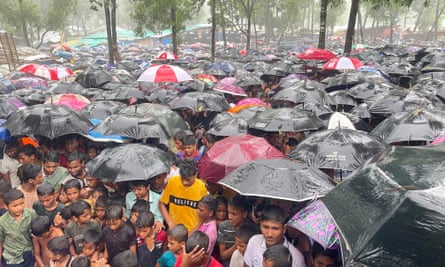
38,193,57,209
197,202,213,221
82,241,97,257
5,147,18,158
106,218,124,231
65,187,81,203
181,176,195,187
43,161,58,175
64,138,79,153
136,226,154,240
130,212,138,224
150,174,166,192
228,206,247,227
87,148,98,160
94,206,106,220
31,171,44,185
167,237,183,255
312,254,336,267
67,160,84,178
50,252,66,263
7,198,25,218
17,153,35,164
183,144,196,157
86,176,100,189
235,237,248,255
174,139,183,151
77,208,92,225
131,185,149,199
216,203,228,221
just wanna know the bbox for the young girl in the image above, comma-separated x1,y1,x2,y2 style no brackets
215,197,228,227
196,195,218,256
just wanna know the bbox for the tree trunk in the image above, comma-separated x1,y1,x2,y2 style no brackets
344,0,359,55
104,1,114,64
318,0,328,49
111,0,119,64
18,0,31,47
211,0,216,62
413,4,424,32
171,5,178,55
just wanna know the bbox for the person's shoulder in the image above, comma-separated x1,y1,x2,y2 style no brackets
24,207,37,218
209,256,223,267
285,239,306,265
248,234,264,244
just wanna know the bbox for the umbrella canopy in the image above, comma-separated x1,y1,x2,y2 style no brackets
248,107,324,132
44,93,91,111
322,57,364,71
50,66,74,80
75,69,112,88
218,158,335,202
206,117,248,137
17,63,57,80
155,51,178,60
205,61,237,76
198,134,284,183
214,83,247,96
287,128,387,171
119,103,188,137
370,109,445,144
137,64,193,83
0,96,25,119
90,113,169,144
81,100,126,120
2,104,93,139
271,80,335,106
323,144,445,266
86,143,174,182
169,92,230,112
297,48,336,61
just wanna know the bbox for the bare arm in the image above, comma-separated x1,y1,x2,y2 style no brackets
32,237,45,267
218,242,237,261
129,244,137,254
68,237,77,256
158,202,174,229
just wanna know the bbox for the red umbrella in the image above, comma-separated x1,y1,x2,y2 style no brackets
214,77,247,96
297,48,336,61
44,93,90,111
155,51,179,60
137,64,193,83
18,63,57,80
50,66,74,80
198,134,285,182
322,57,364,70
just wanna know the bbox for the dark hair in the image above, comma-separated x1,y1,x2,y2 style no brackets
135,211,155,228
131,199,150,213
260,205,287,225
43,150,60,163
31,216,51,236
0,179,11,199
110,250,139,267
87,145,98,152
228,195,249,212
167,224,188,243
186,231,209,253
20,163,41,183
235,224,258,244
4,189,24,205
63,179,82,191
48,236,70,256
83,229,102,245
203,133,218,145
178,158,198,178
67,151,84,164
105,204,123,221
37,182,55,196
60,207,72,220
286,137,298,147
216,196,227,208
5,140,19,150
69,200,91,218
311,242,339,266
92,185,108,197
108,195,125,208
130,180,150,188
199,195,217,213
263,244,293,267
182,135,196,146
173,130,187,141
17,144,37,157
71,256,91,267
95,196,109,208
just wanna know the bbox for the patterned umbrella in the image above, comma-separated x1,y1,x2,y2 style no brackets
137,64,192,83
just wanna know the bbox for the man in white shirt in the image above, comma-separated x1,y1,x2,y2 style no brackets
244,205,306,267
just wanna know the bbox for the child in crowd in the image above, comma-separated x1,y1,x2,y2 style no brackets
16,144,38,165
59,134,82,167
93,196,108,226
86,145,99,161
196,195,218,256
157,224,188,267
229,225,257,267
130,199,150,225
47,236,75,266
71,256,92,267
176,135,203,162
17,163,44,208
215,197,228,227
42,150,69,191
81,229,108,267
126,180,163,226
135,211,164,267
65,200,102,255
263,245,293,267
31,216,64,267
110,250,139,267
33,182,65,225
103,205,137,263
310,242,340,267
174,231,222,267
0,180,11,216
63,179,83,205
85,176,104,200
1,140,20,188
0,189,36,266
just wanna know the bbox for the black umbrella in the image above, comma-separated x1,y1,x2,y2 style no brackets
370,109,445,144
322,144,445,266
2,104,93,139
320,112,372,132
271,80,336,106
81,100,126,120
45,82,85,95
346,81,397,101
218,158,335,202
248,107,324,132
328,90,357,107
323,72,387,92
0,96,25,119
75,69,112,88
236,106,268,121
92,87,144,101
206,117,248,137
169,92,230,112
90,113,170,144
144,87,179,105
234,74,263,88
86,143,174,182
288,128,386,172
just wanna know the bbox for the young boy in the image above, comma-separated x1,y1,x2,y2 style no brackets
0,189,37,266
33,182,65,225
81,229,108,267
65,200,102,255
263,245,293,267
0,140,20,188
31,216,64,267
47,236,75,266
310,243,340,267
17,163,44,208
174,231,222,267
135,211,164,267
42,150,69,192
176,135,203,162
93,196,108,226
157,224,188,267
103,204,137,263
0,180,11,216
229,225,257,267
126,180,163,225
63,178,83,204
